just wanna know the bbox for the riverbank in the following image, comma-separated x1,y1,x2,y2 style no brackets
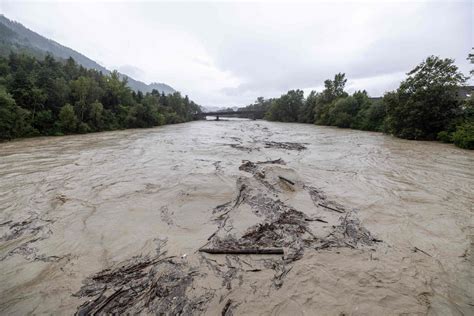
1,120,472,314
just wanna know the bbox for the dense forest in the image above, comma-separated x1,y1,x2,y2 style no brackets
241,56,473,149
0,53,201,139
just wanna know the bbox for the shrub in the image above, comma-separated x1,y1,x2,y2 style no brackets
437,131,452,143
77,122,91,134
452,122,474,149
58,103,78,133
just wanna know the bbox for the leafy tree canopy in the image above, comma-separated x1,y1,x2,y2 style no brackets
386,56,468,140
0,53,201,140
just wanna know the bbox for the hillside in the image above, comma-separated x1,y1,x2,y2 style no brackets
0,15,175,94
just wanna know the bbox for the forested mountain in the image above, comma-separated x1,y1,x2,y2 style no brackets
0,53,201,139
0,15,175,94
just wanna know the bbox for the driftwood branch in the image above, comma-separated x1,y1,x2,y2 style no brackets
222,299,233,316
94,287,126,315
305,218,328,223
278,176,295,186
318,203,344,213
413,247,432,257
207,231,218,241
256,158,285,165
199,248,284,255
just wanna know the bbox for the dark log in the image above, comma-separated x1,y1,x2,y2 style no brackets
413,247,432,257
199,248,284,255
222,299,232,316
207,231,218,241
257,158,286,165
305,218,328,223
278,176,295,185
318,203,344,213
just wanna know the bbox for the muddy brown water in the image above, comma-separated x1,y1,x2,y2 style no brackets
0,120,473,315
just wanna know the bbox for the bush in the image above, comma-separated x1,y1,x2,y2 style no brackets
265,90,304,122
77,122,91,134
33,110,54,134
58,103,78,133
0,87,33,139
353,99,386,132
452,122,474,149
437,131,452,143
164,112,184,124
327,97,358,128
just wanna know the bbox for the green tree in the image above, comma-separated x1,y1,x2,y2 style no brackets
299,91,318,123
48,77,70,113
468,48,474,76
385,56,468,140
352,98,386,132
326,97,357,128
0,53,201,139
266,90,304,122
71,76,103,122
8,69,46,122
0,87,32,139
452,122,474,149
89,100,104,130
102,71,132,113
58,103,78,133
321,73,348,104
448,95,474,148
314,73,349,124
33,110,54,134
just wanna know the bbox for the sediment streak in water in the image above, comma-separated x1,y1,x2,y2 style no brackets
0,120,472,315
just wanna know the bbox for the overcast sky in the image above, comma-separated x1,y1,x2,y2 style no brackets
1,0,472,107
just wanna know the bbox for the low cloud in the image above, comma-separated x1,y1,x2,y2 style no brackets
117,65,146,81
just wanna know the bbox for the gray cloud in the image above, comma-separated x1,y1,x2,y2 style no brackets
1,0,471,107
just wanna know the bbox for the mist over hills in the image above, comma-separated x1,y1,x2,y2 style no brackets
0,15,175,94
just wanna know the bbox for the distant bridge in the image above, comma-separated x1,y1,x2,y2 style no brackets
196,110,266,120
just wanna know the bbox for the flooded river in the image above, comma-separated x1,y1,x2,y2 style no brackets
0,120,473,315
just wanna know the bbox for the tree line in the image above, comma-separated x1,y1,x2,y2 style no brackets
1,53,472,149
0,53,201,139
241,56,473,149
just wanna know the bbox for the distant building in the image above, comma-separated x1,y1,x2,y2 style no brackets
457,86,474,99
368,86,474,101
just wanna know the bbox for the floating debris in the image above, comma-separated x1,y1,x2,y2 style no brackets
263,141,307,151
75,252,213,315
75,159,381,314
229,144,256,152
202,159,380,288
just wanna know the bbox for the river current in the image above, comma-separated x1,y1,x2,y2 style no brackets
0,120,472,315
